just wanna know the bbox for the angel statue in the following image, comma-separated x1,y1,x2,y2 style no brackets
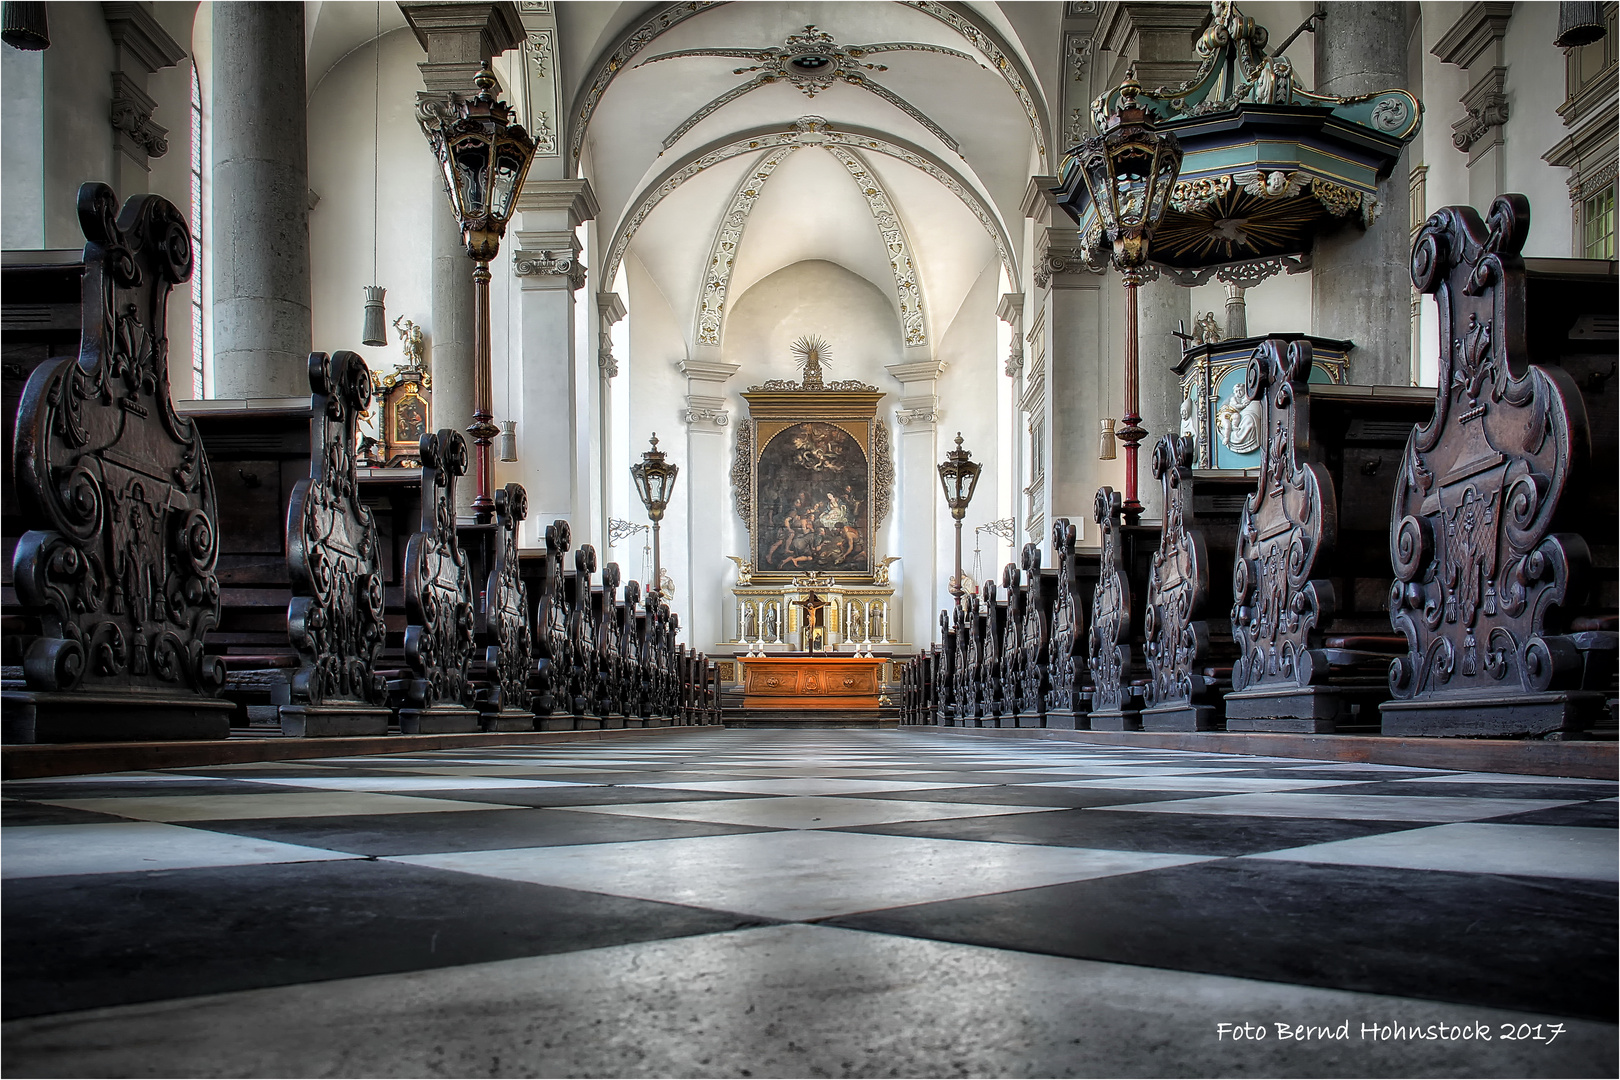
393,315,425,368
726,555,754,586
872,555,901,586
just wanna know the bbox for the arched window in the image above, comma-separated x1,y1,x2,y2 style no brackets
189,61,204,398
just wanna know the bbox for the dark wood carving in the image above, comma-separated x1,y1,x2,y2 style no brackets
6,183,233,742
399,428,478,733
999,562,1026,723
954,601,976,725
1017,543,1056,726
1142,435,1219,731
979,581,1005,726
1385,194,1599,737
281,350,390,737
1088,488,1140,729
474,483,534,731
529,519,573,729
1044,518,1088,728
936,611,957,724
593,562,623,725
1227,339,1338,728
566,544,598,725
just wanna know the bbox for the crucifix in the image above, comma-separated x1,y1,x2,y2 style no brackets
792,590,830,653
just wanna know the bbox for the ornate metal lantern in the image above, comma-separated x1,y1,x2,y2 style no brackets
418,64,537,521
631,433,679,597
1073,74,1183,282
421,67,536,261
1072,73,1182,523
937,432,982,600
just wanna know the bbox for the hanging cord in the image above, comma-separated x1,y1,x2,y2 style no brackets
372,1,381,286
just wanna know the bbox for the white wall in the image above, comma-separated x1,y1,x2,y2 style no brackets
306,27,435,385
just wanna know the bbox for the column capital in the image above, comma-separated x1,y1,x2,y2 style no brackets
1433,2,1515,70
683,393,730,429
401,2,524,93
1036,228,1105,289
516,178,599,226
513,248,586,290
597,291,627,325
1021,176,1058,221
885,358,947,385
102,3,187,73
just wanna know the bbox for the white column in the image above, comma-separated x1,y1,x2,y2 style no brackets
889,356,946,646
677,350,739,649
511,179,597,544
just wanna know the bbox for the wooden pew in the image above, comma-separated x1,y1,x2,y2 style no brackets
5,183,233,742
998,562,1027,726
1223,340,1436,732
1384,194,1614,737
471,483,536,731
935,611,958,724
1013,544,1058,728
591,563,626,728
978,581,1008,726
279,351,391,737
397,429,479,733
1044,519,1091,729
1086,490,1166,731
1140,435,1254,731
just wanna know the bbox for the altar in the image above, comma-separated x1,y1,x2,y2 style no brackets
738,655,885,711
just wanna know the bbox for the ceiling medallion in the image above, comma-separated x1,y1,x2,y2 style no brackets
638,25,978,153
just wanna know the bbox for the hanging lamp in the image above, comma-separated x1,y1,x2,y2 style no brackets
360,2,388,347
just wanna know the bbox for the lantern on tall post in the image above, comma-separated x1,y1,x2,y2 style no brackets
937,432,983,604
631,433,678,599
418,64,537,522
1073,71,1182,524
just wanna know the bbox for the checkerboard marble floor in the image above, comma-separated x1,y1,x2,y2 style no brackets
5,730,1615,1078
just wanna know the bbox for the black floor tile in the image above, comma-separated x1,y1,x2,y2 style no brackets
412,784,778,808
3,779,318,800
834,809,1423,855
1487,801,1619,828
848,785,1213,809
824,859,1617,1022
3,860,772,1019
1313,780,1619,801
187,806,779,855
1,801,134,827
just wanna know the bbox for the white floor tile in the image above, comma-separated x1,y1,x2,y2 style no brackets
2,822,355,878
1249,823,1619,881
1389,773,1617,787
36,791,525,822
227,775,593,792
1032,776,1364,793
560,794,1057,830
390,831,1209,920
1096,792,1582,822
621,777,982,796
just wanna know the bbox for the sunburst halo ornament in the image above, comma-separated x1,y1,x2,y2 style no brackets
790,334,830,390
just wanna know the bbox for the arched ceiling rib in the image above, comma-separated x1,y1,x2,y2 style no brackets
565,1,1050,171
602,118,1016,293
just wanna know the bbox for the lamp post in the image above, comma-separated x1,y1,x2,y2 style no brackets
631,433,678,598
937,432,982,604
1073,72,1182,524
418,65,537,522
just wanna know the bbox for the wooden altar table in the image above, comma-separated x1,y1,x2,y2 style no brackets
739,656,885,710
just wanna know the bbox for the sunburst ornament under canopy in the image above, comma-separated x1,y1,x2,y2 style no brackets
791,335,830,389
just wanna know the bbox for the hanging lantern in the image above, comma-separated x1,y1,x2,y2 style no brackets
1,2,49,50
1072,71,1183,281
360,285,388,347
1098,417,1118,460
631,433,678,522
419,66,537,261
1556,1,1606,47
498,420,518,462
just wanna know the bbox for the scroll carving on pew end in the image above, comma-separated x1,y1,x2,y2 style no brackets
957,597,979,726
398,428,479,734
1384,194,1602,738
530,519,575,730
1044,518,1089,729
1016,543,1056,727
281,350,391,737
1141,434,1220,732
1224,338,1344,732
6,182,234,743
1088,487,1142,730
936,609,958,724
979,579,1005,727
593,561,625,727
474,483,536,732
999,562,1026,727
566,544,600,727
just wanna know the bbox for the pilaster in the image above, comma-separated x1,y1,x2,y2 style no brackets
102,2,186,189
1434,2,1514,194
674,350,739,648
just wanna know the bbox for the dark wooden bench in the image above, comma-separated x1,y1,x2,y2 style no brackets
1383,194,1617,737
